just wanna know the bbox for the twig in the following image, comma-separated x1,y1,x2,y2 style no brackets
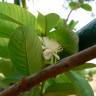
0,45,96,96
65,10,73,23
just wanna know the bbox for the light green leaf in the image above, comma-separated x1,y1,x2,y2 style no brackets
68,20,78,30
0,2,35,25
74,63,96,70
69,2,80,10
36,13,46,35
9,26,43,75
0,2,35,37
0,19,18,38
81,3,92,11
67,71,94,96
0,38,9,58
48,27,79,55
46,13,60,33
55,74,71,83
36,13,59,36
0,13,22,25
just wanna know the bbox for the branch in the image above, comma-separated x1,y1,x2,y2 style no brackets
0,45,96,96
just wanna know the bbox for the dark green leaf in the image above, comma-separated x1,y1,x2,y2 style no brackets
0,58,21,86
81,3,92,11
44,82,76,96
22,87,40,96
48,27,79,55
9,26,43,75
67,71,94,96
79,0,84,4
0,38,9,58
69,2,80,10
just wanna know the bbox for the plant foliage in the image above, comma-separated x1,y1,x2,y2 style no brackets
0,1,95,96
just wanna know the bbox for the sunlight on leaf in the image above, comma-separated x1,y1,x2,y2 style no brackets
9,26,43,75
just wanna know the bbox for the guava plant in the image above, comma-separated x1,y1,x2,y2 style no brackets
0,1,95,96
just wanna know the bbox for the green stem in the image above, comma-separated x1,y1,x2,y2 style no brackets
22,0,27,8
40,82,45,96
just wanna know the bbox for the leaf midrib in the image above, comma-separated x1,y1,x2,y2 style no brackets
22,29,30,75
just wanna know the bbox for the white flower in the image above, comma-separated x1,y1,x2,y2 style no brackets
43,48,53,60
42,37,62,61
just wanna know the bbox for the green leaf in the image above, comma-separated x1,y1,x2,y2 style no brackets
0,38,9,58
67,71,94,96
68,20,78,30
0,2,35,37
0,59,18,79
9,26,43,75
0,2,35,25
0,13,22,25
74,63,96,70
55,74,71,83
48,27,79,55
36,13,46,35
46,13,60,33
44,82,76,96
79,0,84,4
80,3,92,11
36,13,59,36
69,2,80,10
0,58,21,86
56,18,64,28
22,87,40,96
0,19,18,38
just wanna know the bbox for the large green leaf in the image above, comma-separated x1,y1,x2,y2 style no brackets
0,38,9,58
0,19,18,38
36,13,60,36
0,2,35,37
9,26,43,75
44,82,77,96
67,71,94,96
48,27,79,55
0,2,35,25
0,13,22,25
